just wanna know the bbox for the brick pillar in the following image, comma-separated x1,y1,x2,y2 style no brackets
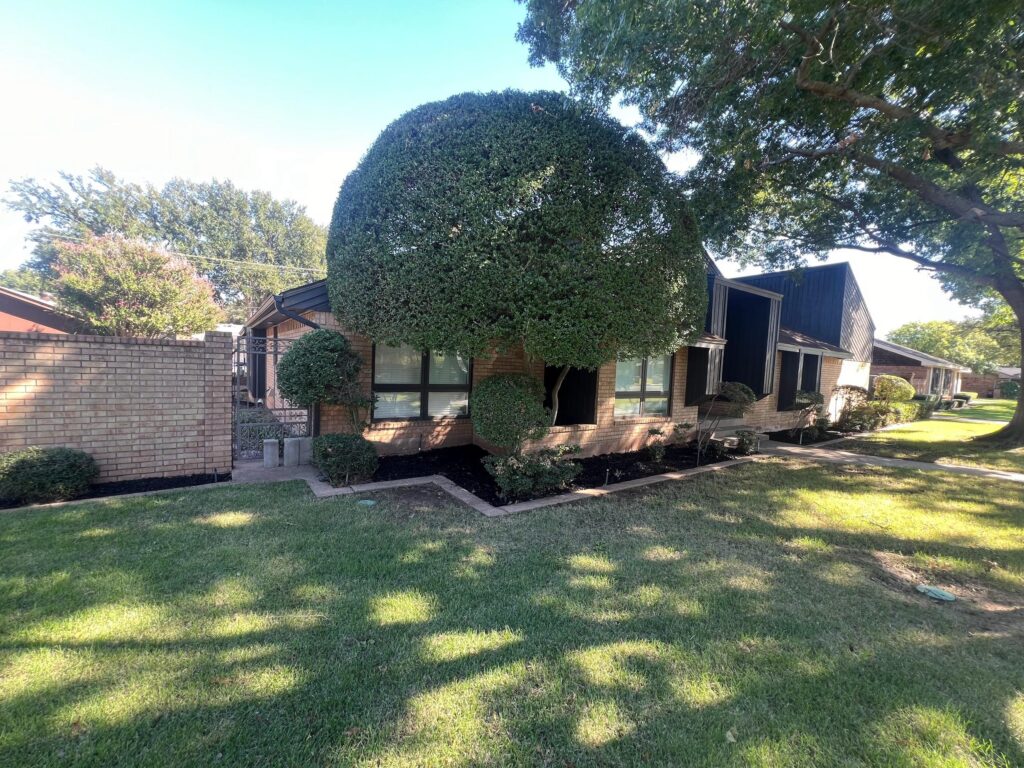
202,331,234,474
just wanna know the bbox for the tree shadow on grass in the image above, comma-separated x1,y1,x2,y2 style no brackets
0,468,1022,766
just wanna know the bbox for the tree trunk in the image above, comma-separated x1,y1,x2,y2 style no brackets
549,365,570,427
988,317,1024,444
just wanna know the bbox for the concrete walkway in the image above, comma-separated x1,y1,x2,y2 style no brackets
761,440,1024,484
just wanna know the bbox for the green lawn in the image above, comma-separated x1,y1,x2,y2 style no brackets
935,398,1017,422
836,418,1024,474
2,463,1024,767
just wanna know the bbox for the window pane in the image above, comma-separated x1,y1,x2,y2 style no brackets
615,359,643,392
428,391,469,417
429,352,470,385
614,397,641,417
643,397,668,415
374,392,420,419
374,345,422,385
645,354,671,392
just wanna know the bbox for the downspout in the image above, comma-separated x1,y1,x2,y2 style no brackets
274,295,319,329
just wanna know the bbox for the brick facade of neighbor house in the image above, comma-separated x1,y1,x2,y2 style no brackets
259,310,839,457
960,372,999,398
0,330,232,483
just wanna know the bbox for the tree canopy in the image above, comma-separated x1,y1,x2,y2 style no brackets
518,0,1024,439
52,235,221,338
327,90,708,374
5,167,326,320
888,320,1011,374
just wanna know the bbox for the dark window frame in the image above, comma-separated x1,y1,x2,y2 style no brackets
370,344,473,422
614,354,674,418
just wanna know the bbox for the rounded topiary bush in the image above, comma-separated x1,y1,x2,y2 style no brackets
277,329,363,406
872,374,916,403
312,434,378,486
0,447,98,504
717,381,757,417
326,90,708,370
470,374,551,454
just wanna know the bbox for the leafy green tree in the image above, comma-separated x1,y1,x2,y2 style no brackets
0,268,48,296
517,1,1024,440
6,167,326,320
888,320,1008,374
328,90,707,422
52,235,222,337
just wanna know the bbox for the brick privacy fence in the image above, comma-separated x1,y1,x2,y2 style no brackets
0,331,232,483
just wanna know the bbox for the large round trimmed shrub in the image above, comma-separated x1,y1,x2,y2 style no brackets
470,374,551,454
872,374,916,403
277,329,362,407
0,447,98,504
327,90,708,370
312,434,379,486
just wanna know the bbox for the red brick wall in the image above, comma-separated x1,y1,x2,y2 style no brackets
960,373,998,398
0,331,232,483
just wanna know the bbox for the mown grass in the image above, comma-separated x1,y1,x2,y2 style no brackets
836,418,1024,474
1,461,1023,767
935,398,1016,422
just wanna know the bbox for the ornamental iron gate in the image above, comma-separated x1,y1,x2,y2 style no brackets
233,334,312,461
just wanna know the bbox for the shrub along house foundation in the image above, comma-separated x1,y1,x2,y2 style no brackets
243,259,854,458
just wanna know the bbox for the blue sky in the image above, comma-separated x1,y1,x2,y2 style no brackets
0,0,973,333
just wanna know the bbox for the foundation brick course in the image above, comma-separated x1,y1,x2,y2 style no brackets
0,330,232,483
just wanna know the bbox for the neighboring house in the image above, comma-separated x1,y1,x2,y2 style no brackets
871,338,969,397
243,255,854,458
737,262,875,418
0,286,77,334
962,366,1022,398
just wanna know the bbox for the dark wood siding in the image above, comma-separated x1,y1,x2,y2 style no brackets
721,289,774,397
738,263,875,362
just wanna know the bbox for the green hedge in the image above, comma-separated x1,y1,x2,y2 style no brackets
312,434,379,486
872,375,915,403
843,400,933,432
0,447,98,505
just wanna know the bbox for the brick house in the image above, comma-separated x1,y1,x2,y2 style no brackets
0,286,77,334
961,367,1021,399
244,255,855,457
871,339,969,397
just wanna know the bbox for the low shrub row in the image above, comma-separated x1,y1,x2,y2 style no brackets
0,446,98,505
842,400,933,432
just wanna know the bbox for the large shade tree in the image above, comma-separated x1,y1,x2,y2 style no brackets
888,320,1010,374
5,167,326,320
518,1,1024,441
327,90,708,420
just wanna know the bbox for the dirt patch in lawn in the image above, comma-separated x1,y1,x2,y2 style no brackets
864,549,1024,636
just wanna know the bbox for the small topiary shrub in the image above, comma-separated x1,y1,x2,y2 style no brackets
312,434,379,486
716,381,757,417
470,374,551,454
276,329,370,430
0,447,98,504
732,430,759,455
872,374,915,403
483,445,581,501
646,428,667,463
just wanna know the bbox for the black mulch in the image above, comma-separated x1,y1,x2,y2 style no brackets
0,472,232,510
767,428,847,446
374,442,731,507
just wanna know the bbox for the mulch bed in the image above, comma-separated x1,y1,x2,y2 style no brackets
374,443,730,507
767,428,847,446
1,472,232,510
